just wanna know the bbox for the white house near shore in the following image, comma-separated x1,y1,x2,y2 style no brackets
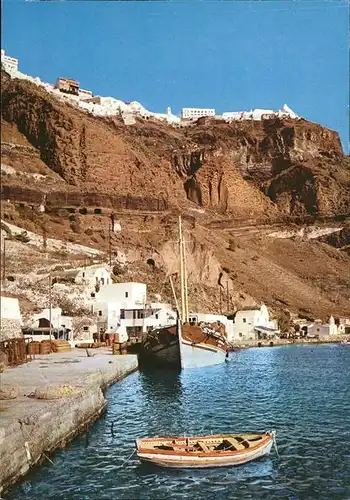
229,304,279,341
121,302,177,336
92,300,128,342
26,307,73,340
25,308,95,343
90,283,177,337
303,316,338,338
87,282,283,343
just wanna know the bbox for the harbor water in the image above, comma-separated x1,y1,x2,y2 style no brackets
6,344,350,499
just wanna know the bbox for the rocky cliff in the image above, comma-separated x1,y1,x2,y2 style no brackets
1,69,350,319
2,70,348,218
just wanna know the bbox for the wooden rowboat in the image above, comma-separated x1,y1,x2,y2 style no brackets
135,431,276,468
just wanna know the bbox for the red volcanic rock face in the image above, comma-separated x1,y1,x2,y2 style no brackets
1,69,348,220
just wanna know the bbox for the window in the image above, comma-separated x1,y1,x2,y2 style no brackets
83,326,89,331
101,278,105,285
91,292,95,298
107,279,109,284
243,318,246,323
82,272,85,278
138,311,144,319
125,292,129,298
98,311,102,317
239,333,243,337
155,314,159,320
120,310,125,319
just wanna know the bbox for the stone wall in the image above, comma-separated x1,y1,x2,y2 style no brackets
0,387,106,492
0,318,23,341
0,352,138,494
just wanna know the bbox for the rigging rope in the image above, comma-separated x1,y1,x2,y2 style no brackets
118,449,136,469
272,431,280,458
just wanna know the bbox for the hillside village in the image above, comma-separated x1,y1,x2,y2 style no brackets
1,49,299,125
2,259,349,349
1,48,350,367
2,230,349,353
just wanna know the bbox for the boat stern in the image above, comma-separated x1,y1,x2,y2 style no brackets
135,439,142,453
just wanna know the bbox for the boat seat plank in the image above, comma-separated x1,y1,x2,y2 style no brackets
197,441,210,453
226,438,246,450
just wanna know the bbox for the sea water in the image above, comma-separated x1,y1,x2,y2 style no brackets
6,344,350,499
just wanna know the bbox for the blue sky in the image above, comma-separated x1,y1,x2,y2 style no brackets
2,1,349,152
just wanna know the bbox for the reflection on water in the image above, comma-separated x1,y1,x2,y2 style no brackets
6,344,350,500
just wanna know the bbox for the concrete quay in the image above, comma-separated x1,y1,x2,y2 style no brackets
230,335,347,349
0,348,138,494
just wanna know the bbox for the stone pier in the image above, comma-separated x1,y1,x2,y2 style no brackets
0,348,138,494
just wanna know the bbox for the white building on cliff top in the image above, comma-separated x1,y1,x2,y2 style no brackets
222,104,299,122
1,49,19,74
181,108,216,119
1,49,300,126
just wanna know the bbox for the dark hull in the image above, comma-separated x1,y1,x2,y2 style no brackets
138,337,181,369
139,323,229,370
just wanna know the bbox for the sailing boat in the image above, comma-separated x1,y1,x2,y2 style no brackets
139,217,229,369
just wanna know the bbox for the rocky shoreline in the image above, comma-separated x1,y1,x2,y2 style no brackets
0,349,138,495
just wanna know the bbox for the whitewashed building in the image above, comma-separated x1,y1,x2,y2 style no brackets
25,308,96,343
222,104,299,122
91,284,178,337
143,303,177,330
0,295,23,341
76,266,111,287
29,307,71,330
93,300,120,332
1,49,19,74
78,88,93,100
92,300,128,342
305,316,338,338
95,282,147,309
91,282,147,337
57,265,111,290
230,304,279,341
26,307,73,339
338,318,350,335
181,108,216,119
121,302,177,336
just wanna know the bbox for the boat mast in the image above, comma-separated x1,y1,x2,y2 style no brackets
178,215,189,324
169,275,181,321
179,216,185,324
183,238,189,323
